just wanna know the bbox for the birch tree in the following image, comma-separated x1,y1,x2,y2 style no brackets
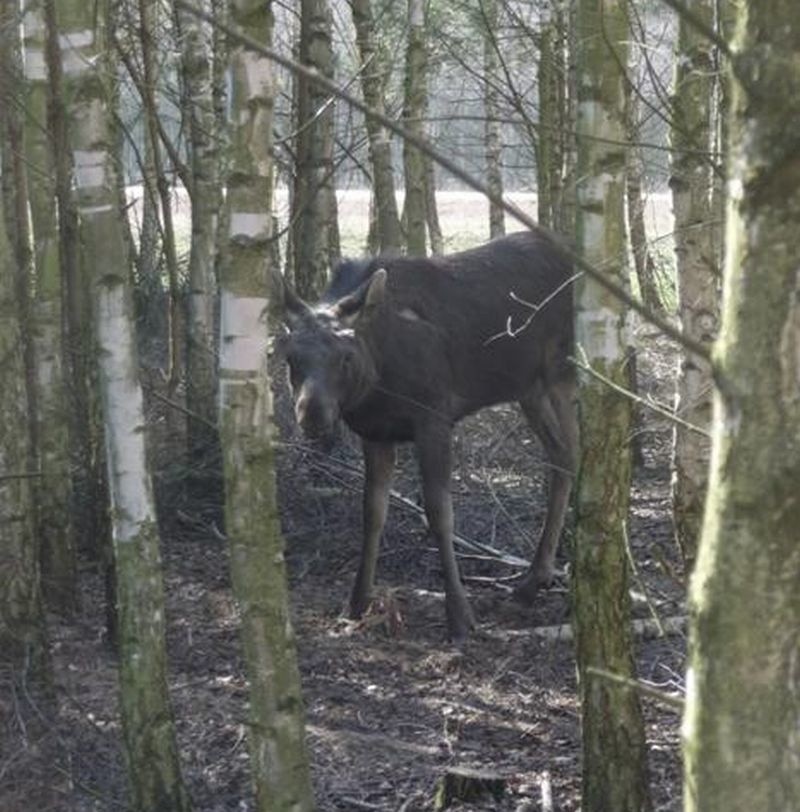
56,1,191,807
178,0,221,473
0,176,48,685
571,1,651,809
682,3,800,809
220,1,315,808
21,0,75,613
669,0,718,572
292,0,337,299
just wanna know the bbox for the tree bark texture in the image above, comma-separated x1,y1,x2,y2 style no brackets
402,0,428,255
178,0,221,476
42,0,108,572
0,173,48,685
292,0,337,299
57,1,191,808
669,0,719,574
572,1,651,810
350,0,402,253
682,5,800,810
221,2,315,809
22,0,76,614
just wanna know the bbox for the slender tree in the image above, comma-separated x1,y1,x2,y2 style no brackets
624,70,663,319
177,0,221,475
402,0,428,255
682,3,800,809
0,171,48,686
220,1,315,808
21,0,76,613
350,0,402,253
481,0,504,239
56,1,191,807
571,1,651,809
669,0,718,573
292,0,337,299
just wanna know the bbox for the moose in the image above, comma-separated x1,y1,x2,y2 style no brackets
282,231,577,642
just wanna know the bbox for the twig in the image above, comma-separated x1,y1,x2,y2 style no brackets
623,520,666,637
571,347,710,437
658,0,732,58
586,666,685,712
0,471,43,482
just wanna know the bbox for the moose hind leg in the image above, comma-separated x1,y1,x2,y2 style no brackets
515,379,577,604
415,424,475,643
350,440,396,619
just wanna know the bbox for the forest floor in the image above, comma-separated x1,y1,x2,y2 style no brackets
1,318,686,812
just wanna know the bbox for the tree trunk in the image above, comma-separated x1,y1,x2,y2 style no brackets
178,0,221,484
424,152,442,254
482,0,504,239
402,0,427,255
572,1,651,810
292,0,337,299
21,0,76,614
221,2,315,809
0,152,49,686
669,0,718,574
350,0,402,253
537,21,555,229
553,0,577,239
624,80,663,319
682,5,800,810
57,1,192,807
137,0,182,397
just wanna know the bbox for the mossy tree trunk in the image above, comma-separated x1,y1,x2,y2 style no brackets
21,0,76,614
42,0,108,583
572,1,651,810
0,164,49,686
220,2,315,809
292,0,337,299
682,4,800,809
669,0,719,574
57,0,191,808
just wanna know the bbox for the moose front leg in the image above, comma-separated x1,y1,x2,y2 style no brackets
415,424,475,643
350,440,396,619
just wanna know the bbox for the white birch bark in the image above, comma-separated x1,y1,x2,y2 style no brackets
57,1,191,807
220,2,315,809
669,0,719,572
572,1,651,808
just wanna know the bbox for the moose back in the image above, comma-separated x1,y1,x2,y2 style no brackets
282,231,577,642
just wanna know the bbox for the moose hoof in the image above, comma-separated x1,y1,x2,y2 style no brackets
349,592,371,620
512,570,556,606
446,598,476,645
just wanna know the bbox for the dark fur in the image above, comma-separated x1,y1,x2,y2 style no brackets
284,232,578,641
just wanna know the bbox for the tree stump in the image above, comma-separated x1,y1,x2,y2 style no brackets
433,767,506,810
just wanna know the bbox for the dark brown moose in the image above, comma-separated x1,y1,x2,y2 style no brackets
282,231,577,642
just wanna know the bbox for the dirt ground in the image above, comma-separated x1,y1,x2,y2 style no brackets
0,324,686,812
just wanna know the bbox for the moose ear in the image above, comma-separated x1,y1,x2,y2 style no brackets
272,267,313,331
335,268,388,325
